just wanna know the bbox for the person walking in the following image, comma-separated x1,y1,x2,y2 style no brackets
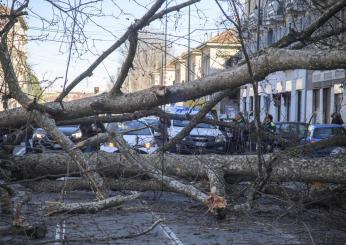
331,112,344,125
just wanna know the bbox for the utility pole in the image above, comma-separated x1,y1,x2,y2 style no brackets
187,4,191,83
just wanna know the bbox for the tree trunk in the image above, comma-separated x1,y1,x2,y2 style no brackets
1,49,346,129
6,152,346,184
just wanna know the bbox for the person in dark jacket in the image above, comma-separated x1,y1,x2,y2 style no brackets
80,122,106,152
155,116,171,147
331,112,344,125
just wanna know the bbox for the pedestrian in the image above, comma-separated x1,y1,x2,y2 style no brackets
263,114,276,133
155,116,171,147
331,112,344,125
232,112,246,153
80,121,106,152
232,112,246,125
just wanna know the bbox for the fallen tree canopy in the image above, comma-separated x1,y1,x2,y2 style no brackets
4,152,346,184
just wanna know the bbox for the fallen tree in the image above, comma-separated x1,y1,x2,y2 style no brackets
4,152,346,184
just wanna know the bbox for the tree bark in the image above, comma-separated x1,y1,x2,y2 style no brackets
1,48,346,128
22,178,209,193
6,152,346,184
46,192,141,215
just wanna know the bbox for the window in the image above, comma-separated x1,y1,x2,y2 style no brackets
264,96,270,113
312,127,346,139
249,96,254,112
297,90,302,122
267,29,274,46
283,92,291,121
173,120,215,129
335,93,343,113
243,97,247,113
273,93,281,122
257,95,261,112
322,88,331,124
312,89,320,123
107,121,151,135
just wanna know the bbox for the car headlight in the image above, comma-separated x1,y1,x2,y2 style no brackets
72,130,82,139
34,133,45,139
215,135,226,143
144,142,151,149
106,142,116,147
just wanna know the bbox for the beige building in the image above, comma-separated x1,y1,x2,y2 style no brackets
150,63,175,87
198,30,241,115
182,49,202,83
42,91,98,103
198,30,240,78
0,6,39,110
165,30,241,114
170,57,186,84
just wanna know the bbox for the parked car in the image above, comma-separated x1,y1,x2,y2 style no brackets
32,125,81,151
102,119,158,154
166,106,226,154
303,124,346,144
274,122,308,149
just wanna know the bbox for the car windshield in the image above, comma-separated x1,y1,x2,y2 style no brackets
144,118,159,128
35,125,79,136
107,121,151,135
312,127,346,139
297,124,308,138
173,120,216,129
58,125,79,135
276,123,308,138
276,124,296,134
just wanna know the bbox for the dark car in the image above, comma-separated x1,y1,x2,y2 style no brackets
274,122,308,149
169,119,226,154
32,125,81,151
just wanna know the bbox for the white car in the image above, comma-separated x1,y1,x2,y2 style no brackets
101,119,157,154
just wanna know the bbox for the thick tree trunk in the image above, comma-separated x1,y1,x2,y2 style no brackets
1,49,346,129
23,178,209,193
6,152,346,184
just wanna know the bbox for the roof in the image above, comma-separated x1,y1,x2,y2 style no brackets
310,124,345,128
196,30,240,50
208,30,239,44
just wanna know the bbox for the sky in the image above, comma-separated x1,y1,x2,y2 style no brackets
25,0,228,93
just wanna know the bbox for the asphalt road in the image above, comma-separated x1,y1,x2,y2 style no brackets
1,189,346,245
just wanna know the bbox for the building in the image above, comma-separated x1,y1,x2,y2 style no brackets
170,56,186,84
0,6,39,110
197,30,241,116
159,30,240,115
240,0,346,123
42,91,98,102
150,63,175,86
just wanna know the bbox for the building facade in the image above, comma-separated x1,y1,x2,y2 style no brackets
240,0,346,123
0,6,39,110
197,30,241,116
161,31,241,114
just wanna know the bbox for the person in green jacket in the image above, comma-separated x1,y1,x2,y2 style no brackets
263,114,276,133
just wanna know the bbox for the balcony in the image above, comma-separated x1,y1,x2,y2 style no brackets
264,1,284,25
285,0,305,14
